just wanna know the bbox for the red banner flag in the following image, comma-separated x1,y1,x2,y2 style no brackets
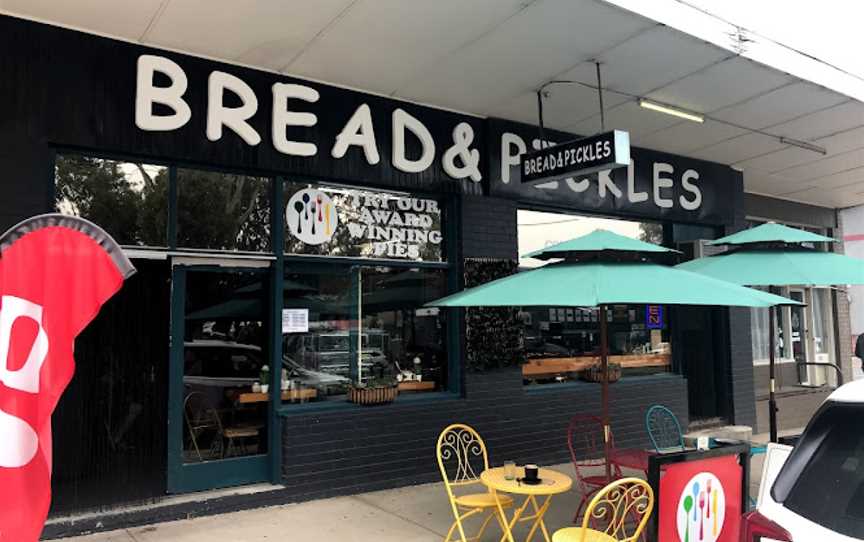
0,214,135,541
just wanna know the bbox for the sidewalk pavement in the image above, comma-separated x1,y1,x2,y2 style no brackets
57,451,772,542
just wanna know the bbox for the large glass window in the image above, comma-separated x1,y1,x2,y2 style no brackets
177,169,271,252
517,210,672,385
54,154,168,246
283,180,444,262
280,265,448,404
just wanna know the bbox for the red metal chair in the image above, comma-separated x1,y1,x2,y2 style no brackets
567,414,622,524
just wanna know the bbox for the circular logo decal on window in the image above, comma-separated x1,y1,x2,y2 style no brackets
677,472,726,542
286,188,338,245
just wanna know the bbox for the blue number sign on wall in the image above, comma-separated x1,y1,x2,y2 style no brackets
646,305,664,330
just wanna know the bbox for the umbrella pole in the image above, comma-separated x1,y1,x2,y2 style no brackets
599,305,611,482
769,307,778,443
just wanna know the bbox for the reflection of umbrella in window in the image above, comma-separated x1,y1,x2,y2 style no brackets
186,280,343,320
234,279,317,295
185,296,343,320
427,229,798,479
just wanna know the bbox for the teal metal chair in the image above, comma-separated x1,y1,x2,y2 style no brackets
645,405,685,453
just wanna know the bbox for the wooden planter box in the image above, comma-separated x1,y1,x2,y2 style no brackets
348,385,399,405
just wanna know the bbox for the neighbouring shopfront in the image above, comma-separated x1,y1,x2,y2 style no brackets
742,194,852,432
0,14,846,532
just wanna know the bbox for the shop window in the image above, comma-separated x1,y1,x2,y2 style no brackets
751,302,790,363
177,168,271,252
281,265,448,405
751,286,838,389
54,154,168,246
517,210,672,385
283,180,444,262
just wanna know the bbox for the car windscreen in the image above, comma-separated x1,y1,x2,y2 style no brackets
319,336,349,351
773,402,864,537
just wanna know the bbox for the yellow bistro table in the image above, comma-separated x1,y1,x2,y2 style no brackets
481,466,573,542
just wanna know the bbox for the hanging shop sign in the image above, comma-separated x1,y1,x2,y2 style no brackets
521,130,630,184
489,118,738,226
285,182,443,261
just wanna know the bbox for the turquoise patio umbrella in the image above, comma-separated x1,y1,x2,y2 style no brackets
677,222,864,441
428,229,797,476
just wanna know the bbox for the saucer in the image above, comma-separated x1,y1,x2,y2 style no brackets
517,477,542,485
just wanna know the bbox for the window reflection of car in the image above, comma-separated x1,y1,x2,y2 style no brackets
183,340,350,399
525,341,572,358
284,331,389,381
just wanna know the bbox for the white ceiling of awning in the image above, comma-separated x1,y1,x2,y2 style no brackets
3,0,863,209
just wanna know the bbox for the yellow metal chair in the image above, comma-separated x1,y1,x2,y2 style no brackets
436,423,514,542
552,477,654,542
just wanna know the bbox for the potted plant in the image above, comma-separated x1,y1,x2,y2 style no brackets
259,365,270,394
581,362,622,383
348,376,399,405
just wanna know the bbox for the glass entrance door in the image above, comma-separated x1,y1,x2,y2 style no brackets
167,263,273,493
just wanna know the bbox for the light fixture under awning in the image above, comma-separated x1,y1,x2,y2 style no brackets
639,99,705,123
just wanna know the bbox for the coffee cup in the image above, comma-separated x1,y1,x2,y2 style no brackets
524,464,539,482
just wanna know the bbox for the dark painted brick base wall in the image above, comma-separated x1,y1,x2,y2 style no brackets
279,371,688,502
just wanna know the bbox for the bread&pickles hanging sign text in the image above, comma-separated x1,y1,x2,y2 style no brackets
521,130,631,184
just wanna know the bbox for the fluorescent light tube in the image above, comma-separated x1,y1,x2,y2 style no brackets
639,99,704,123
779,137,827,155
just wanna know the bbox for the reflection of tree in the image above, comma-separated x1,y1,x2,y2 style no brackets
55,155,167,246
639,222,664,244
176,169,270,252
55,156,271,251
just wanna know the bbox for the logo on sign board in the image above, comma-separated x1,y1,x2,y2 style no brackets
286,188,339,245
677,472,726,542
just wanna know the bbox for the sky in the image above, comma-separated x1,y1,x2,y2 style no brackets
684,0,864,79
517,210,642,268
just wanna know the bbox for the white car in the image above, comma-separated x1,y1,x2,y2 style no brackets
742,379,864,541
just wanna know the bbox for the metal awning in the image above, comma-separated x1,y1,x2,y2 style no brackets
4,0,863,208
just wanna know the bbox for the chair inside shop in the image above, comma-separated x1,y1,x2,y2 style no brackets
183,392,261,460
552,477,654,542
436,423,513,542
645,405,685,453
568,414,621,523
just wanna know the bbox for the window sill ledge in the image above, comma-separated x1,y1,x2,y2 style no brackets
276,390,461,416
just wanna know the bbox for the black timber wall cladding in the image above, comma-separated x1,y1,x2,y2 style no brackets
280,371,688,501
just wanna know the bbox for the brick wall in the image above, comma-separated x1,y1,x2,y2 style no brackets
279,371,688,501
726,173,757,427
833,213,855,384
459,195,518,260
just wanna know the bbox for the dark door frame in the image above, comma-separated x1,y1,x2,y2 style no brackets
166,262,274,493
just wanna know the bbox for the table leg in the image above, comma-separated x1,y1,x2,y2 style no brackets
523,495,553,542
492,488,517,542
498,493,535,542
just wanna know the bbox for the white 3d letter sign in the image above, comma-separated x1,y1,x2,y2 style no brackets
392,108,435,173
207,71,261,145
272,83,320,157
135,55,192,131
0,295,50,468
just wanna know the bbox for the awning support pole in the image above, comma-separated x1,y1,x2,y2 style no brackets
769,306,778,443
600,304,612,482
